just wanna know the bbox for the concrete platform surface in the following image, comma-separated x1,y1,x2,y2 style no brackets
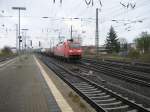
0,55,61,112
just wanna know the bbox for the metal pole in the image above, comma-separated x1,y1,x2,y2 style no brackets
95,8,99,59
18,9,21,52
23,31,26,53
71,25,73,39
18,9,20,37
58,32,60,42
16,24,18,53
39,41,41,48
21,31,24,52
49,40,51,48
25,31,26,50
30,40,32,48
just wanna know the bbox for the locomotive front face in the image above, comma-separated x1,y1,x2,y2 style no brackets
68,43,82,59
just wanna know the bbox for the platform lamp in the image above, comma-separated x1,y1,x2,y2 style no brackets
12,7,26,53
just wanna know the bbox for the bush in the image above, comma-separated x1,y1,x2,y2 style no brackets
1,46,13,55
128,49,140,59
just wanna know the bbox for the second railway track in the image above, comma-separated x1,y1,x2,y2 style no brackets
82,58,150,74
80,59,150,87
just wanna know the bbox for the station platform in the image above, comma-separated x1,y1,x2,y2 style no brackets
0,55,73,112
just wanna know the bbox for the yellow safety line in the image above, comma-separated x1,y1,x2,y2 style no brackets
34,56,74,112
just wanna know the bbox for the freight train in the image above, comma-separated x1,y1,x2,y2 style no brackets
44,39,82,60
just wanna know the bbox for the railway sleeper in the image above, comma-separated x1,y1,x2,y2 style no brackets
75,86,95,90
99,101,122,106
77,87,96,90
74,85,94,88
73,84,90,87
73,83,93,87
94,98,116,102
127,109,138,112
103,105,136,112
90,95,111,100
59,71,67,74
74,83,93,87
73,82,88,85
79,88,98,92
94,98,117,104
99,101,125,109
82,90,102,94
85,92,106,97
67,80,82,83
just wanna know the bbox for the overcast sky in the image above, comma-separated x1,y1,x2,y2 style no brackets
0,0,150,48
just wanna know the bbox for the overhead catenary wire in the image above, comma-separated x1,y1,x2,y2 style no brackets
77,0,150,45
84,0,92,6
1,0,150,44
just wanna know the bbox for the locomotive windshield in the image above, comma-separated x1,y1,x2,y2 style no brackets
69,43,81,48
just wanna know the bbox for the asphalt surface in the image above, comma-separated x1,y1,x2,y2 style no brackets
0,55,61,112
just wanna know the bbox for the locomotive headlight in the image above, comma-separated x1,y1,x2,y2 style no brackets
77,50,81,52
69,50,73,52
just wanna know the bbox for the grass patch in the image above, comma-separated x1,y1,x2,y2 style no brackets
68,91,74,97
24,56,28,60
72,94,80,103
68,91,91,112
79,102,86,109
17,65,22,68
139,53,150,62
0,53,15,57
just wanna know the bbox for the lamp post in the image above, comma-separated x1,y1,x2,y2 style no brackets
12,7,26,53
15,24,18,53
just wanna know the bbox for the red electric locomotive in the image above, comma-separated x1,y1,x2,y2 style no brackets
54,39,82,60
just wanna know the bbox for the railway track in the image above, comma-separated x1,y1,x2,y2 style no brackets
40,56,150,112
0,57,14,62
80,59,150,87
104,59,150,67
49,56,150,99
82,58,150,74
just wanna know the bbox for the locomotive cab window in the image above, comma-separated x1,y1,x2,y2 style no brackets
69,43,81,48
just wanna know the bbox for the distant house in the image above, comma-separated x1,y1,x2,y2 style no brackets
128,43,136,49
118,43,137,56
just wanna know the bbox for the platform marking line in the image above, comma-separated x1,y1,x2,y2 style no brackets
34,56,74,112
